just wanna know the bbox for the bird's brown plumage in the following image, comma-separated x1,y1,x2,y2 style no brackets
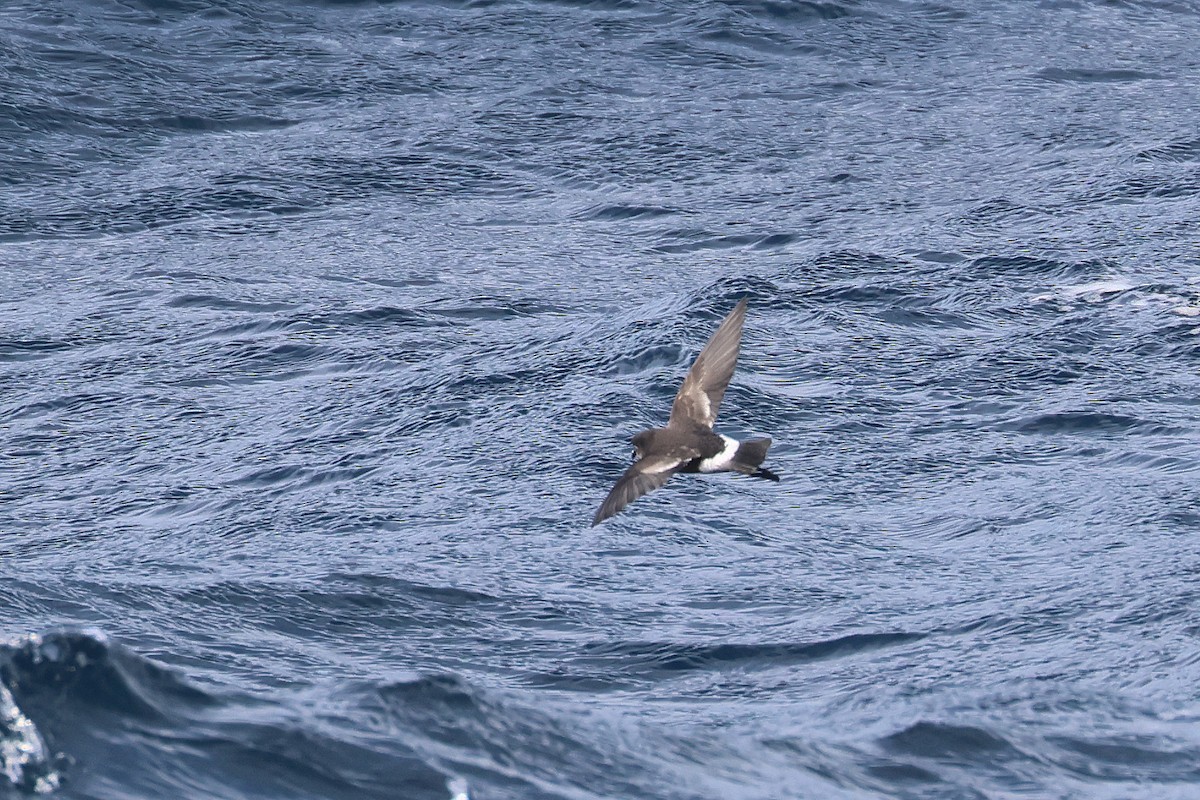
668,299,746,430
590,452,693,526
591,299,755,527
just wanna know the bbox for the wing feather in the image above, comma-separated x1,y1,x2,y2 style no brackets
668,299,747,429
591,455,689,526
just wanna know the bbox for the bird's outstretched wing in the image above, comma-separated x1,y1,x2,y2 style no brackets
668,299,747,430
591,453,692,526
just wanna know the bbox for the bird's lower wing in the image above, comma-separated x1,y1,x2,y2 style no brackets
591,455,687,526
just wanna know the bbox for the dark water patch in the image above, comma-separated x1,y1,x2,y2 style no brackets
194,338,349,384
861,760,944,789
637,37,771,70
698,26,819,58
955,198,1048,227
823,171,868,183
1,636,452,800
359,674,653,800
778,250,901,284
876,306,978,330
12,135,537,239
1096,173,1200,203
426,299,548,322
0,99,120,140
809,282,916,305
160,574,568,642
1134,137,1200,163
1,631,216,723
1109,590,1200,627
653,231,801,254
166,294,297,313
185,317,307,343
995,410,1162,436
1,189,320,242
317,305,431,329
190,723,447,800
6,391,127,422
129,268,271,286
729,0,866,23
910,249,967,264
698,273,780,310
99,286,162,303
221,339,332,365
0,338,74,363
523,671,636,692
536,0,643,10
752,232,801,250
1156,333,1200,362
172,580,429,638
534,634,939,692
1033,67,1163,83
370,674,482,728
231,464,311,488
576,632,926,677
1048,734,1200,781
148,113,297,135
1147,513,1200,532
881,722,1021,761
387,400,475,435
352,275,442,290
324,573,501,606
302,152,524,201
969,254,1108,278
579,203,682,221
1100,448,1200,474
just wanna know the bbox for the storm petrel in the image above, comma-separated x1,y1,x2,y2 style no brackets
592,298,778,526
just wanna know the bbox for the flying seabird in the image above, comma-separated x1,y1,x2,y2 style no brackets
592,298,778,526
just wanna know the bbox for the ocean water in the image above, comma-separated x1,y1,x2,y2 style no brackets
4,0,1200,797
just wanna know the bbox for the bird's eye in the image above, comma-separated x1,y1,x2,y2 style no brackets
631,449,639,462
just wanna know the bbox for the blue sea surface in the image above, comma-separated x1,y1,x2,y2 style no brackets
4,0,1200,797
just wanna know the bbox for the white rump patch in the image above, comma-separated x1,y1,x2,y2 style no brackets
698,435,739,473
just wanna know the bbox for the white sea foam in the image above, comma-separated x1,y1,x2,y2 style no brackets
1060,279,1135,300
1039,279,1200,324
0,680,59,794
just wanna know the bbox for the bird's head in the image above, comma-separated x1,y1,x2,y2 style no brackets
630,429,659,462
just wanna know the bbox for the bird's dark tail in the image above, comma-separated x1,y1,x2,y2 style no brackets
733,438,779,482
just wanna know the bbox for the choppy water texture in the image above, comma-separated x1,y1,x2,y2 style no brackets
4,0,1200,797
